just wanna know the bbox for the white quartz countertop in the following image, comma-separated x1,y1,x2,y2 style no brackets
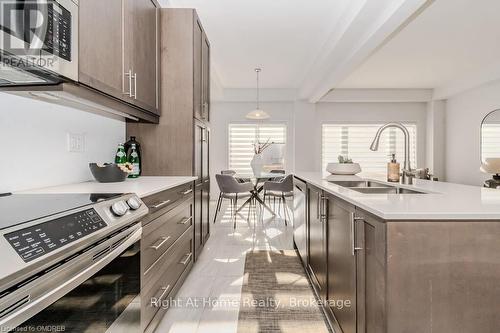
294,171,500,220
19,176,197,198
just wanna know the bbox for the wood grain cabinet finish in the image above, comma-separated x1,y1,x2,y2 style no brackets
127,8,211,262
140,184,195,333
298,181,500,333
79,0,159,119
123,0,159,114
326,196,358,333
307,184,328,302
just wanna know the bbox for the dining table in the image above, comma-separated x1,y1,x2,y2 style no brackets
233,172,284,215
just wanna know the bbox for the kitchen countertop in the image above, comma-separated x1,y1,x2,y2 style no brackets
18,176,197,198
294,171,500,220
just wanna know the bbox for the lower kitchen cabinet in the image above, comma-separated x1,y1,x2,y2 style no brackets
296,177,387,333
293,177,308,266
307,184,328,302
327,195,358,333
140,183,195,333
354,211,386,333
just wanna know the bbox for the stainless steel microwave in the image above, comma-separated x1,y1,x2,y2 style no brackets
0,0,78,86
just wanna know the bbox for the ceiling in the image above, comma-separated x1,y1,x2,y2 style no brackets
162,0,350,88
338,0,500,89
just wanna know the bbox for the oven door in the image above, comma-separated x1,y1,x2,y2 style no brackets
0,0,78,84
1,225,142,333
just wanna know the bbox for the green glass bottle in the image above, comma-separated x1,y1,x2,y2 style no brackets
115,144,127,165
128,143,140,178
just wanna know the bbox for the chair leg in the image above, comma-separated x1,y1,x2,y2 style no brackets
278,196,281,216
282,194,288,226
233,194,238,229
213,193,222,224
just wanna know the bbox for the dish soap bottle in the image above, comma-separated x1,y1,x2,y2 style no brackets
128,143,140,178
387,154,400,182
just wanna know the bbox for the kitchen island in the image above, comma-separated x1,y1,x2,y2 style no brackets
293,172,500,333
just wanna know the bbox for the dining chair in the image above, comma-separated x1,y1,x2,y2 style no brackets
221,170,236,175
262,174,293,225
214,174,255,228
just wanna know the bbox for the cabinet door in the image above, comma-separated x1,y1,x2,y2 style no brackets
202,127,209,181
355,213,386,333
79,0,124,100
202,180,210,242
201,34,210,121
293,178,308,266
328,197,357,333
307,185,327,301
193,123,203,183
193,17,203,121
123,0,159,114
194,183,203,260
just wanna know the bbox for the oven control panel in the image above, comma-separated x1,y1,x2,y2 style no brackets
4,209,107,263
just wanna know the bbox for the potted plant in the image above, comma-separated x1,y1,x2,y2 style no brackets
326,155,362,175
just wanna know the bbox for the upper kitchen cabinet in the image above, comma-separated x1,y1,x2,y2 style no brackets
79,0,160,120
163,9,210,123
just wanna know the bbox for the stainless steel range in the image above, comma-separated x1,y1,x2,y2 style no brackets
0,192,148,332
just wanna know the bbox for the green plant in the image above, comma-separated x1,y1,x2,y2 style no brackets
338,155,353,164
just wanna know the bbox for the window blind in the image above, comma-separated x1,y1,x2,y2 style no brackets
482,123,500,160
322,123,417,174
228,124,287,174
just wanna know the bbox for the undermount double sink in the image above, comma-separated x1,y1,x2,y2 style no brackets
329,180,427,194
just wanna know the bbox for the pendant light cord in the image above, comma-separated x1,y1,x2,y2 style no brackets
255,68,261,110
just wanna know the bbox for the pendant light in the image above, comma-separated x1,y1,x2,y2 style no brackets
246,68,270,120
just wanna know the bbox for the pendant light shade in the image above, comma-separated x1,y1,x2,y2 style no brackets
246,68,270,120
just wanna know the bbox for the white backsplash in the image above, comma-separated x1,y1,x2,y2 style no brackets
0,93,126,193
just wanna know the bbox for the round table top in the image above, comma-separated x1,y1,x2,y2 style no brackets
233,172,284,180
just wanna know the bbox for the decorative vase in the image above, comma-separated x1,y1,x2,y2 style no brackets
250,154,264,176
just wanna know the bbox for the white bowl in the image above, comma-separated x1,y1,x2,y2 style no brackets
326,163,362,175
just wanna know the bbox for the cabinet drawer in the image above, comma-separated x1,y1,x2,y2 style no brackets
141,229,193,326
142,182,193,224
142,201,193,272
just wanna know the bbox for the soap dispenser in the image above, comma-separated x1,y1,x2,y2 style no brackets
387,154,400,182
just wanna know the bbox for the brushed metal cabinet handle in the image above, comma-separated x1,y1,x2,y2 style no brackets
150,200,171,209
177,217,192,225
350,213,364,255
180,189,193,195
157,284,171,302
124,70,132,97
179,252,193,265
133,72,137,99
150,236,171,250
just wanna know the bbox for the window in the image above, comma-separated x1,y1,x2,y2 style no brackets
481,123,500,160
322,123,417,174
228,123,287,174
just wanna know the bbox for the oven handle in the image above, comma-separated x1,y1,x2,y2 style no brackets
0,226,142,329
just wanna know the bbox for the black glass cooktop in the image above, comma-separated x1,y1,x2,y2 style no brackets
0,193,122,231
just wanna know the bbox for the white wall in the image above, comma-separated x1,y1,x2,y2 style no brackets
314,102,428,171
426,100,446,180
210,98,428,196
0,94,125,193
444,80,500,186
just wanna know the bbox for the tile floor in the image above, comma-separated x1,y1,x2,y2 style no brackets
154,198,295,333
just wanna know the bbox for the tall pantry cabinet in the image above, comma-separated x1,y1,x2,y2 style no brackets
127,8,211,259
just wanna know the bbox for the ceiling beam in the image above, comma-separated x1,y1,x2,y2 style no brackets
299,0,433,103
321,88,433,103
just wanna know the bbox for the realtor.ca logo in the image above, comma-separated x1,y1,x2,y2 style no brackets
0,0,64,69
